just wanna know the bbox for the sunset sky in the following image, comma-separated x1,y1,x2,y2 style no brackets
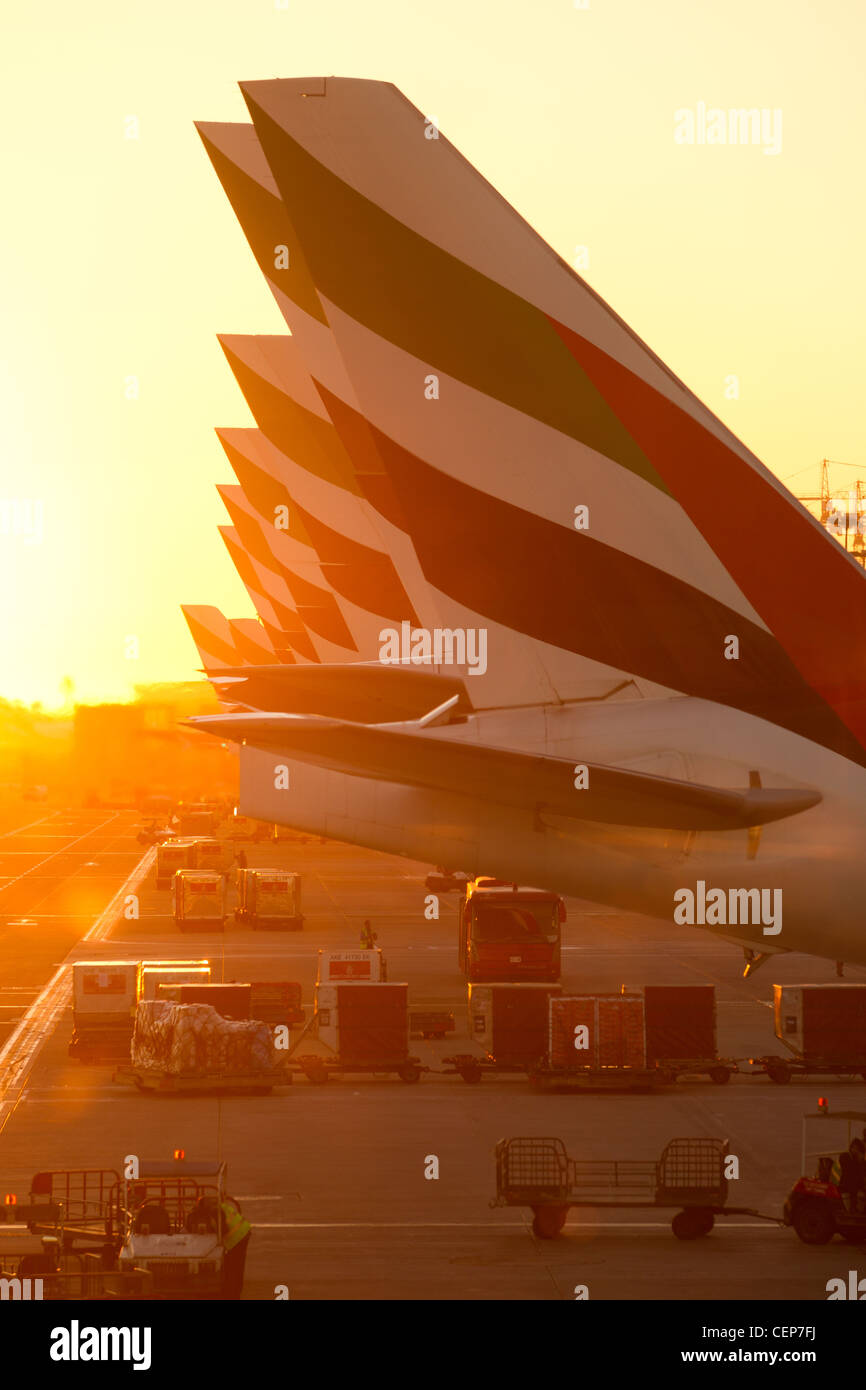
1,0,864,708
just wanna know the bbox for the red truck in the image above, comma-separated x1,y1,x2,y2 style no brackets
458,878,564,983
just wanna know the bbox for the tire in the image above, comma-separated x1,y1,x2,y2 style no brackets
531,1206,568,1239
792,1199,835,1245
460,1063,483,1085
672,1209,706,1240
710,1067,731,1086
767,1064,791,1085
302,1060,328,1085
398,1064,421,1084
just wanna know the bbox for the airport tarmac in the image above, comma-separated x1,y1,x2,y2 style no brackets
1,815,865,1300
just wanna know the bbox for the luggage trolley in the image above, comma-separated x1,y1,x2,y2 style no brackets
492,1135,770,1239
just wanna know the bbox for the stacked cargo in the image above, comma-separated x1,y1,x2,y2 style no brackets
774,984,866,1062
315,983,409,1064
468,984,562,1065
69,961,140,1061
549,994,646,1069
132,1000,276,1076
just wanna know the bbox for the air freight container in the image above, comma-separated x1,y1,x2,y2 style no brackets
549,993,646,1069
315,983,409,1063
774,984,866,1061
248,982,304,1029
139,963,211,1001
236,869,303,930
173,870,225,932
189,838,234,873
317,949,386,983
468,983,563,1065
159,982,252,1020
69,960,140,1060
642,985,717,1063
156,839,200,889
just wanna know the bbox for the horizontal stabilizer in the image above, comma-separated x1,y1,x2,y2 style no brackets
188,712,822,831
206,662,472,723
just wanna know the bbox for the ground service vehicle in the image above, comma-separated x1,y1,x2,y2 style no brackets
173,871,225,932
235,868,303,930
177,805,218,837
784,1107,866,1245
492,1135,766,1239
459,879,564,983
14,1157,249,1297
118,1159,249,1297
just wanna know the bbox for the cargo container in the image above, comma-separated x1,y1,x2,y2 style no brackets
315,983,409,1064
774,984,866,1062
468,984,563,1065
158,982,251,1020
155,839,200,890
549,994,646,1070
458,879,564,983
69,961,140,1061
236,869,303,931
643,985,717,1064
317,949,386,983
139,964,211,1001
173,871,225,932
189,839,234,873
249,982,304,1030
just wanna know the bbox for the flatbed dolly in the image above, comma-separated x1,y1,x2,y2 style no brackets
527,1063,677,1093
290,1054,427,1084
114,1064,288,1096
659,1058,739,1085
750,1054,866,1085
492,1135,775,1239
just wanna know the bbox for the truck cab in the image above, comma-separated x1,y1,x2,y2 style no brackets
458,878,564,983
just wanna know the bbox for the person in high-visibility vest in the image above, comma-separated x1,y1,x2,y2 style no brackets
221,1197,251,1299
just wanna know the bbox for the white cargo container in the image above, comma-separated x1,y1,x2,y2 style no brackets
316,949,386,983
155,838,201,889
236,869,303,931
139,963,212,1001
174,871,225,932
189,838,235,873
70,960,140,1061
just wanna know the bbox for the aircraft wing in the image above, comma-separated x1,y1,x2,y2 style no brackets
188,712,821,832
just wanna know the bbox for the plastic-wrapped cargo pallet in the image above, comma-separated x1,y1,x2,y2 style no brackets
549,994,646,1069
133,1000,275,1075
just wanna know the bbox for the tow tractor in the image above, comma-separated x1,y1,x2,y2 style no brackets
1,1154,250,1298
783,1105,866,1245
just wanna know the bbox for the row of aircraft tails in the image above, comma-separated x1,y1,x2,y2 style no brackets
182,77,866,973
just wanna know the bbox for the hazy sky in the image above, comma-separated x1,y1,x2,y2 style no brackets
1,0,863,707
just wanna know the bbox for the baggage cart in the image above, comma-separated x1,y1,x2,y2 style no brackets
492,1135,769,1239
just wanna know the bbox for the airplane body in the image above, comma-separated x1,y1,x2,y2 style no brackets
184,77,866,971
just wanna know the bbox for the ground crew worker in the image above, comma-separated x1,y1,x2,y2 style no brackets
360,919,377,950
221,1196,252,1299
837,1138,865,1212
